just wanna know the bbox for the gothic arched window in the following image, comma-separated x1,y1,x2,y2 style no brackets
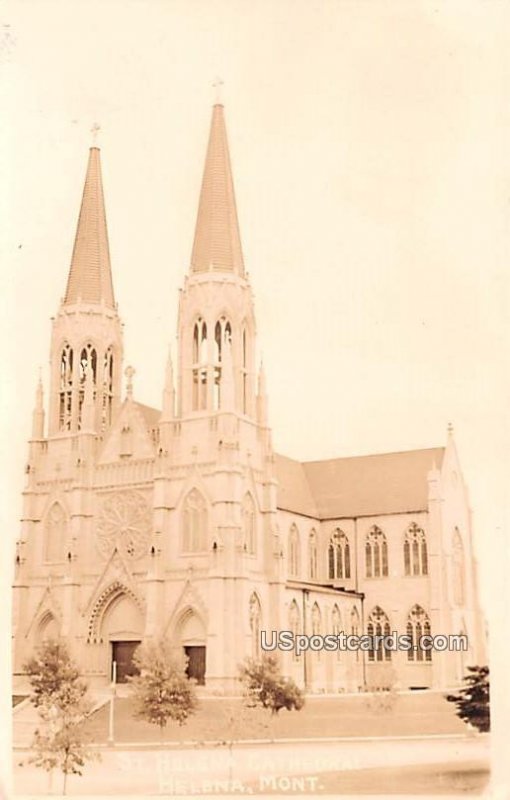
332,604,342,661
242,493,256,555
365,526,388,578
311,602,321,635
328,529,351,580
311,602,321,660
406,604,432,662
351,606,360,662
289,600,300,661
309,529,318,580
249,592,262,658
351,606,360,636
288,525,300,577
59,344,73,431
192,320,208,411
44,503,67,563
242,327,248,414
78,343,97,428
452,528,465,606
101,346,114,431
213,317,232,411
182,489,207,552
404,522,428,576
79,344,97,383
367,606,391,662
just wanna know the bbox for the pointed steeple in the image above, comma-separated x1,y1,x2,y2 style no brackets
64,147,115,307
161,347,175,422
190,105,245,275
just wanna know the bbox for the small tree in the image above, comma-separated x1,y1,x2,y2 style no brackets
446,665,490,733
199,699,271,783
22,640,97,795
24,640,86,711
128,639,198,742
239,654,305,718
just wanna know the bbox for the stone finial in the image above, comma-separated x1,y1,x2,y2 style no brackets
161,347,175,421
257,360,268,426
125,365,136,399
32,370,45,439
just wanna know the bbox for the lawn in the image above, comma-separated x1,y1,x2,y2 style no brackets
248,761,490,795
83,691,468,744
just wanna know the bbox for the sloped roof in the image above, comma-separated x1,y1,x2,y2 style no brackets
275,448,445,519
65,147,115,307
274,454,318,518
133,402,161,428
190,104,245,275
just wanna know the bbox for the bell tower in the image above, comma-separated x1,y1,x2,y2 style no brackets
47,146,123,436
176,103,257,421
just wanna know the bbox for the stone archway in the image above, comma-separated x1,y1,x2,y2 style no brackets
36,612,60,642
177,608,207,686
99,592,145,683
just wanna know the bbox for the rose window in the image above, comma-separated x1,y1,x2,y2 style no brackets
96,490,151,559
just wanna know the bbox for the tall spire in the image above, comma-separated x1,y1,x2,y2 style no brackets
64,147,115,307
190,104,245,275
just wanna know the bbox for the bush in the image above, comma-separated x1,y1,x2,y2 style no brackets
446,665,490,733
239,654,305,716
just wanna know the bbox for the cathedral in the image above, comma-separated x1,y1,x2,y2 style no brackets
12,103,485,694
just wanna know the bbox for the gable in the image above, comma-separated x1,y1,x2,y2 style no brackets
98,400,159,463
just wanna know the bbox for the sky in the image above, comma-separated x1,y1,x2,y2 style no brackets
1,0,509,626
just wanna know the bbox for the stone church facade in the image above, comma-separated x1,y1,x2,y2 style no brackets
12,104,485,693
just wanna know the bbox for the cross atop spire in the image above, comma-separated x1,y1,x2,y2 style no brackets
64,147,115,307
212,77,224,105
90,122,101,146
190,103,245,276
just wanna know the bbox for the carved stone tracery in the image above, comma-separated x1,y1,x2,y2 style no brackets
96,490,151,559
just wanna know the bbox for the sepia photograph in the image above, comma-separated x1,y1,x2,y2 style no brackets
1,1,508,797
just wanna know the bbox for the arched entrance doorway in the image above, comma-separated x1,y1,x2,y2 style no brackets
100,592,145,683
177,609,206,685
